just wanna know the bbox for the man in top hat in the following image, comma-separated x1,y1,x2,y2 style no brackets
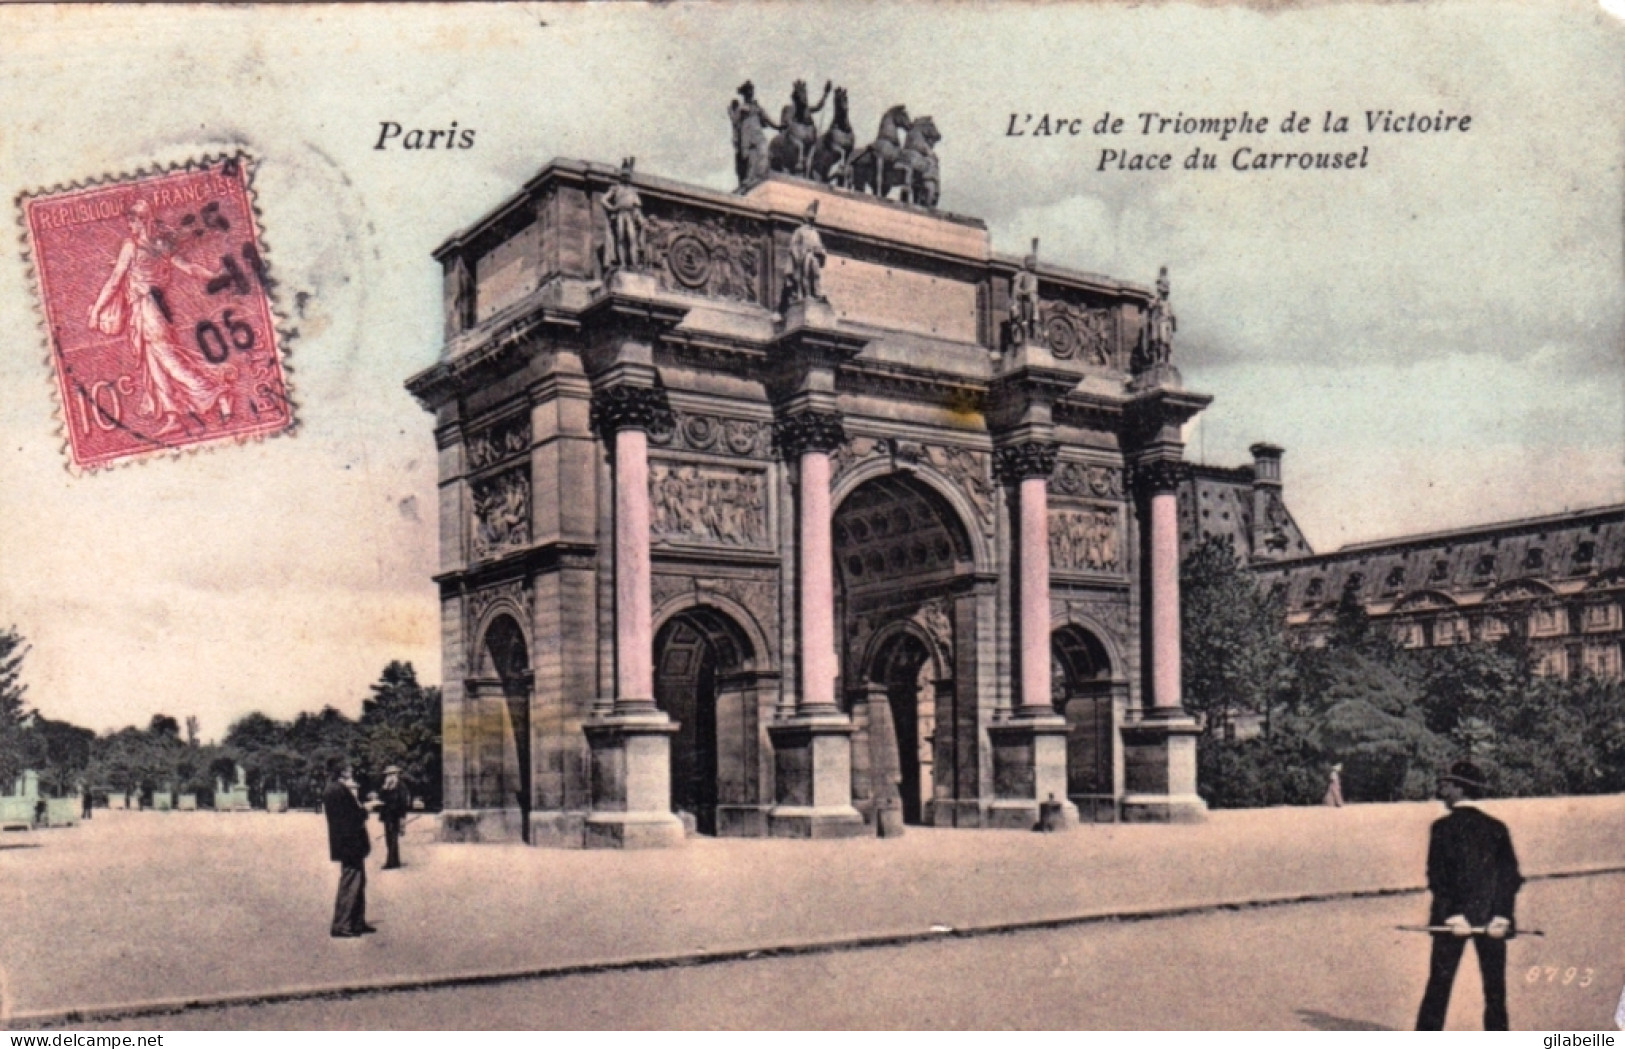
378,765,412,871
1415,760,1523,1030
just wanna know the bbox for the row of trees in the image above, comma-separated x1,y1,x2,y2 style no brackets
1182,536,1625,807
0,629,441,812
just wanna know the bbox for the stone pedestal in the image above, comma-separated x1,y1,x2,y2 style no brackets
987,717,1077,829
767,717,865,838
1120,716,1206,823
583,714,686,849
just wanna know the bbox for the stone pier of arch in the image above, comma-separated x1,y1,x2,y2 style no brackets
407,161,1212,847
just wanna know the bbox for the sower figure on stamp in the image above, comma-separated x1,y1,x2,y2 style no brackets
323,761,378,938
87,200,232,436
1415,760,1523,1030
378,765,411,870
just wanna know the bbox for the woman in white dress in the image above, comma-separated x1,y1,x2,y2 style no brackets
87,200,229,435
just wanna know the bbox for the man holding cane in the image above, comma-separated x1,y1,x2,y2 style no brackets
1415,760,1523,1030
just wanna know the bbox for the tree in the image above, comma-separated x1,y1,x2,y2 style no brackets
1181,536,1294,740
359,661,443,811
0,626,32,789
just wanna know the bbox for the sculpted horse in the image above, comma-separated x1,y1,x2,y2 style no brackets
894,116,942,208
849,104,912,199
808,87,855,187
769,79,832,178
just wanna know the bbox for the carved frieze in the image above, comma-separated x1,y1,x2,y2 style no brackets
466,414,531,472
831,435,995,532
466,578,535,640
1041,299,1113,366
470,467,531,561
1051,460,1124,501
650,463,769,547
647,410,773,459
1049,508,1122,574
644,210,764,306
1051,593,1132,651
912,597,955,662
651,572,779,660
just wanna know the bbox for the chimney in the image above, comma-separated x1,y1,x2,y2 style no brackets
1250,442,1283,488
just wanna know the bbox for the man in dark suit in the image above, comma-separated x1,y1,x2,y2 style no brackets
1415,760,1523,1030
323,763,376,938
377,765,411,870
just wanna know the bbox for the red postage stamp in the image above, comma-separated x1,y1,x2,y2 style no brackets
19,155,293,471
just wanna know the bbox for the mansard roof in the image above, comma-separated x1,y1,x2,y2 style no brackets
1252,503,1625,613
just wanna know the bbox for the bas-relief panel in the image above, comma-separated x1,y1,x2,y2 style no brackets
643,209,764,305
470,466,531,561
1049,507,1123,575
650,462,769,548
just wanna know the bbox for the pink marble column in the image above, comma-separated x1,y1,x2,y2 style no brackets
615,425,654,710
799,447,838,715
1149,479,1182,713
1018,475,1053,716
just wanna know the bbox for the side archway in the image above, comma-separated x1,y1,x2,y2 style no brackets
1052,623,1117,815
653,605,770,836
470,613,532,839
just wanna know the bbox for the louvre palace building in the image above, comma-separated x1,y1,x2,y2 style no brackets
1179,446,1625,680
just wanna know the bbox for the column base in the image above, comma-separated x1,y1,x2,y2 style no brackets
584,810,687,849
1120,713,1206,824
438,808,526,843
988,714,1078,830
1120,793,1208,824
583,707,685,850
767,713,865,839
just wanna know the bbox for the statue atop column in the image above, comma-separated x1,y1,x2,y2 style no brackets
729,81,780,190
769,79,832,179
782,201,828,309
1009,238,1040,348
1138,266,1176,370
601,157,646,272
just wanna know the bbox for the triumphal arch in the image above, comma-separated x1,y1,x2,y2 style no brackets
407,108,1211,846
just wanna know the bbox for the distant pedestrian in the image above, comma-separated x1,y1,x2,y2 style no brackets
1323,763,1345,807
1415,761,1523,1031
323,763,376,938
378,766,411,870
81,787,92,820
33,797,47,828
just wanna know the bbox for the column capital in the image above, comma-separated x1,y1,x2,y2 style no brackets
993,440,1060,484
773,410,847,459
590,384,674,440
1130,459,1191,494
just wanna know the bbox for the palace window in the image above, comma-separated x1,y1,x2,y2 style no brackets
1480,617,1510,642
1384,566,1407,591
1525,547,1545,571
1573,541,1597,575
1529,606,1567,638
1429,559,1451,583
1534,648,1569,678
1434,616,1470,647
1305,577,1325,599
1394,621,1426,649
1473,554,1497,578
1582,603,1622,633
1582,643,1623,681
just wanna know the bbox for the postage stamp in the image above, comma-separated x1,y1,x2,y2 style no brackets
18,154,294,471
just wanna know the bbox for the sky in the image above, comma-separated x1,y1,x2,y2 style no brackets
0,2,1621,741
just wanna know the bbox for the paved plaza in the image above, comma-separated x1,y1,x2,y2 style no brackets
2,795,1623,1027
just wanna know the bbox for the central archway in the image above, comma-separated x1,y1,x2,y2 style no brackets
835,471,976,828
